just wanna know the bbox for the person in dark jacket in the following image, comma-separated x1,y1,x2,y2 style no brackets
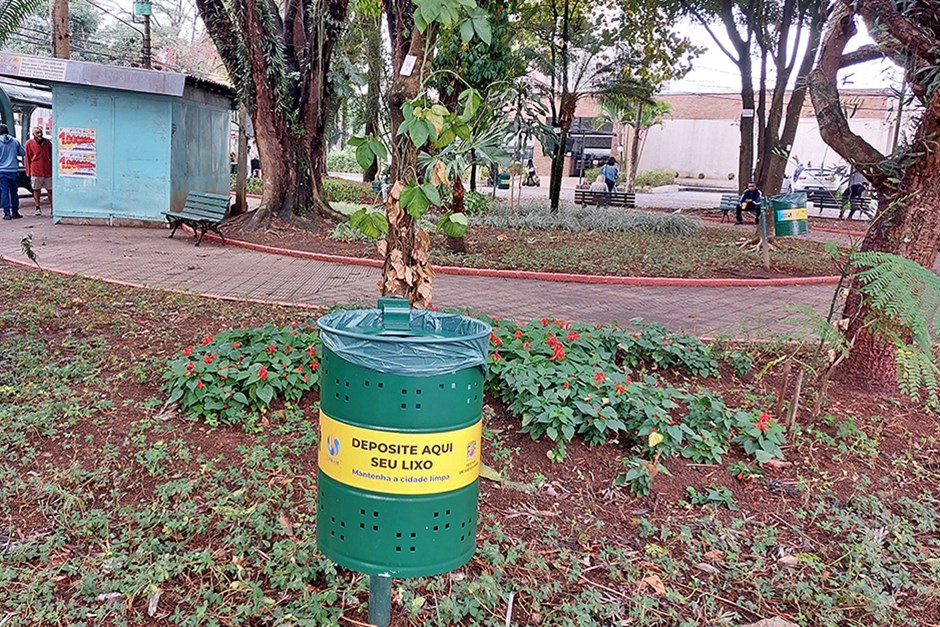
0,124,25,220
735,181,763,225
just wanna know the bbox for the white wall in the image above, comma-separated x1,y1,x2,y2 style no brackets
638,116,896,180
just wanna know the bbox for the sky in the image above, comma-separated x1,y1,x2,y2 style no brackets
666,19,902,94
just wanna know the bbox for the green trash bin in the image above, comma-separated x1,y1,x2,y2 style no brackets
497,172,510,190
316,298,491,578
771,192,809,237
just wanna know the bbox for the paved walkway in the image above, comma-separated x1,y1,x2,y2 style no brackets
0,212,843,337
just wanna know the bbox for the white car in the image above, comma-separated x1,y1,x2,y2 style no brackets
793,168,841,193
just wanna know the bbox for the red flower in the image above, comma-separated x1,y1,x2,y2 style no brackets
563,381,569,389
296,365,304,373
549,345,565,360
196,381,205,389
202,335,213,345
232,341,242,349
181,346,193,356
307,346,316,358
203,352,217,364
303,374,308,382
629,332,641,339
540,317,550,326
615,384,626,394
567,331,580,341
594,371,605,383
258,365,268,380
626,376,632,384
267,343,277,354
523,342,530,349
491,351,502,363
490,332,503,347
185,361,195,371
514,330,524,340
310,360,319,371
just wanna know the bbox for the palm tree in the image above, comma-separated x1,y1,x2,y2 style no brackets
0,0,45,45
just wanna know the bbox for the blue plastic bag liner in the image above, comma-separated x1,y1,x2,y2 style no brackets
316,301,492,377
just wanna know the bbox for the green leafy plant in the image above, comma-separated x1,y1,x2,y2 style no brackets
327,145,366,173
323,178,377,203
162,324,320,428
614,455,670,497
684,486,737,509
475,201,698,235
733,410,785,464
464,190,489,214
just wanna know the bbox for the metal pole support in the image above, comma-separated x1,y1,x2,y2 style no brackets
368,574,392,627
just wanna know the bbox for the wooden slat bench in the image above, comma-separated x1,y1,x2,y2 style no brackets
574,188,636,208
164,192,230,246
812,192,842,215
718,194,738,222
843,197,873,219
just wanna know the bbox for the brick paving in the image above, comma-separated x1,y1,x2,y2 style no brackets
0,214,841,337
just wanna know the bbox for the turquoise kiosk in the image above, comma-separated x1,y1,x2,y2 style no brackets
0,52,234,225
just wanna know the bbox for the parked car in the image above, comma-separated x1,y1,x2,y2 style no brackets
793,167,841,193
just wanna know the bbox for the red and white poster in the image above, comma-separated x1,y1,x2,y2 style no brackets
58,127,96,179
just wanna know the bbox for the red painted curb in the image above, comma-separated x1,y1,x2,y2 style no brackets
191,228,841,287
0,256,323,311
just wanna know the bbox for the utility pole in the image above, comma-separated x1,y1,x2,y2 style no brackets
133,0,153,69
51,0,70,58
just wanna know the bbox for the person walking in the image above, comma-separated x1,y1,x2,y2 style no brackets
25,127,53,216
735,181,763,225
599,157,619,192
0,123,25,221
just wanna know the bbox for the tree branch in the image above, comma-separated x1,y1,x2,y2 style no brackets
839,44,884,68
857,0,940,66
808,3,887,185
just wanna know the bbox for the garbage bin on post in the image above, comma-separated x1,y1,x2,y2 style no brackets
771,191,809,237
497,172,510,190
315,298,492,625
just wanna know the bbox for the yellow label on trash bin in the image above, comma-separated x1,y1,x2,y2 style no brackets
318,412,482,495
776,207,807,221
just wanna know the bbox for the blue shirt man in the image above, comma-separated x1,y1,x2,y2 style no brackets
735,182,762,225
0,123,25,220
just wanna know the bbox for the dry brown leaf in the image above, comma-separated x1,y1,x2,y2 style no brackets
278,512,295,538
765,459,793,470
389,180,405,201
695,562,720,574
638,574,666,595
430,161,450,186
702,549,725,562
777,555,799,567
376,239,387,257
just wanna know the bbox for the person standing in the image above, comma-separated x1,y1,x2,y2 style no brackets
0,123,25,220
25,127,53,216
600,157,619,192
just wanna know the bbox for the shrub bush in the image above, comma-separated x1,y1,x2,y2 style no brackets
230,175,264,195
464,190,490,215
480,314,783,470
163,324,320,428
323,179,377,203
327,146,363,173
583,166,627,185
634,170,677,190
475,201,698,235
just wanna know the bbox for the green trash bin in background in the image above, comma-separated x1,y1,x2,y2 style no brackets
771,192,809,237
497,172,510,190
316,298,491,578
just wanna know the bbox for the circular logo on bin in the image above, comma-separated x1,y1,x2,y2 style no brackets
327,436,341,457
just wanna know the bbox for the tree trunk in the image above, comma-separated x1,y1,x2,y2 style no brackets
627,103,643,193
382,4,435,307
549,93,576,211
809,4,940,390
469,151,477,192
446,176,467,253
232,105,250,216
51,0,69,58
738,68,755,192
363,14,382,184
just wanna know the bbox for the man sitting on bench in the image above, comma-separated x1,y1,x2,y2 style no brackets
735,181,763,225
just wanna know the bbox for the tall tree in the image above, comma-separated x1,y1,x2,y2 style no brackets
808,0,940,389
195,0,348,227
681,0,829,197
378,0,492,304
51,0,68,57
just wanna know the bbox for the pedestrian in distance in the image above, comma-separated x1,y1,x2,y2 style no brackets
25,127,53,216
0,123,25,220
589,174,608,192
600,157,619,192
735,181,763,225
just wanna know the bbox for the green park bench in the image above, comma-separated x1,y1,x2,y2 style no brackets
164,191,230,246
574,188,636,208
718,194,738,222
